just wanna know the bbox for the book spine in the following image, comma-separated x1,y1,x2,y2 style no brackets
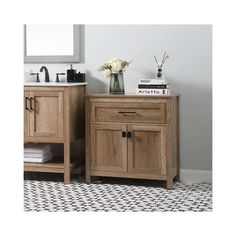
136,89,170,95
138,84,169,89
139,79,167,84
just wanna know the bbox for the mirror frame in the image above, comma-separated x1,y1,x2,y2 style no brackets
24,24,80,63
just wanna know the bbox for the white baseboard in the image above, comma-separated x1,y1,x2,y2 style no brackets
180,169,212,183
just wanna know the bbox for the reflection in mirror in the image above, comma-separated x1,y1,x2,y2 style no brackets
24,24,81,63
26,25,73,56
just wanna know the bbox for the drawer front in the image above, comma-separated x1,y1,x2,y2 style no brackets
91,102,166,124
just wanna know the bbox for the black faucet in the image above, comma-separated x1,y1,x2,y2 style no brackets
40,66,50,82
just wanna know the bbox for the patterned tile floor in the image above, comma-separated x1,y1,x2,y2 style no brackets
24,173,212,212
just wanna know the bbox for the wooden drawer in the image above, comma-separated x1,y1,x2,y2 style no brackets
91,102,166,124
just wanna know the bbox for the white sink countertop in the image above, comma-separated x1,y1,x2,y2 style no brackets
24,82,87,87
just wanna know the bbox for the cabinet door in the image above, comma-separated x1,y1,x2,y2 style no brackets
29,91,64,138
24,91,30,137
91,123,127,172
128,125,166,175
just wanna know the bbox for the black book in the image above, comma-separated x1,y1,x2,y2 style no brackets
138,84,168,89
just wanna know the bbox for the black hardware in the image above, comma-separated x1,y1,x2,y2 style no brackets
157,68,162,78
29,97,34,111
30,73,40,82
56,73,66,82
122,131,127,137
118,111,137,116
127,131,132,138
40,66,50,82
25,97,30,111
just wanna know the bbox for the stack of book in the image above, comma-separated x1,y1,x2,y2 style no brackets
136,78,170,95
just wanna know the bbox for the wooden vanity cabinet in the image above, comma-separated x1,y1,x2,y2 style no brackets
24,90,64,140
24,85,86,183
85,94,180,189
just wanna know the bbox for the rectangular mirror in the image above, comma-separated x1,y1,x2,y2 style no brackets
24,24,81,63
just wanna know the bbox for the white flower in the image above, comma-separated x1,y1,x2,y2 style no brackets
111,60,122,73
107,57,119,64
102,69,112,78
98,58,131,77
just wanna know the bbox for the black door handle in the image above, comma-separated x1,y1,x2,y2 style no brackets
122,131,127,137
127,131,132,138
25,97,30,111
29,97,34,111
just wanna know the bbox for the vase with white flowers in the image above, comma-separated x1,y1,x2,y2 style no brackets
154,52,170,79
98,58,131,94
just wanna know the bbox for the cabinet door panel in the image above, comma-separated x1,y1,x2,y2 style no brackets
91,123,127,172
128,125,166,175
24,92,30,137
29,91,63,138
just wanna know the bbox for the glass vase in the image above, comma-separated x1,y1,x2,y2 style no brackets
157,68,163,78
109,72,125,94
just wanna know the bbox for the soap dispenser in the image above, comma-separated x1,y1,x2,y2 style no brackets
67,64,76,82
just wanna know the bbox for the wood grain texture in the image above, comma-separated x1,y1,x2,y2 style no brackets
24,157,81,173
29,91,64,138
166,99,173,189
86,94,180,189
88,97,170,104
90,123,127,172
24,137,64,143
90,170,167,180
86,93,179,98
127,125,166,175
85,97,91,183
63,87,71,184
24,86,64,92
91,102,166,124
24,85,86,183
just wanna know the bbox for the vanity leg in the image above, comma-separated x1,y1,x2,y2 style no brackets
85,174,91,184
167,178,173,190
174,173,180,182
64,141,70,184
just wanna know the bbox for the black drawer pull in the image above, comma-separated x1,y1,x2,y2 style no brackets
29,97,34,111
118,111,137,116
127,131,132,138
122,131,127,137
25,97,30,111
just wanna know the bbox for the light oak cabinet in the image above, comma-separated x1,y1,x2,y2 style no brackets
90,123,127,172
127,124,166,176
24,85,86,183
86,94,179,189
24,90,64,139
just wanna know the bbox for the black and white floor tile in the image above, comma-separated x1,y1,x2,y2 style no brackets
24,174,212,212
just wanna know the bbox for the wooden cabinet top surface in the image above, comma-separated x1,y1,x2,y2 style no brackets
86,93,180,98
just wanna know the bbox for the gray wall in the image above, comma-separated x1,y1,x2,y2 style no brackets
24,24,212,170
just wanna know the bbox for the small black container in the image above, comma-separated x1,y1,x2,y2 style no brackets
74,72,86,82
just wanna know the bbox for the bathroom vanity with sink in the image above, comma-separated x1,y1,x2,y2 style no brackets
24,82,87,183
